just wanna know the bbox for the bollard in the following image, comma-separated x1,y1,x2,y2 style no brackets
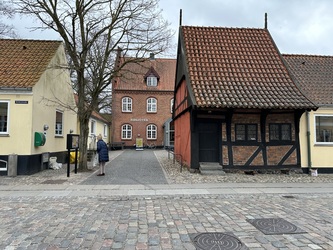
8,154,18,177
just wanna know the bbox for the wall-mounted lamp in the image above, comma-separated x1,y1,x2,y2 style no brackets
69,129,74,134
43,124,49,131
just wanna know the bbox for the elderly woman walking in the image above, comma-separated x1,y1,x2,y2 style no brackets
96,134,109,176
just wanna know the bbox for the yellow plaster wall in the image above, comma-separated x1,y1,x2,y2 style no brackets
31,44,77,154
300,107,333,169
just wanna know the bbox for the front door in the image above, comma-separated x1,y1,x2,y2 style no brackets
198,122,220,162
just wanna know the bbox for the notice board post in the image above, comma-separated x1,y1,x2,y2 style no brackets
66,134,79,177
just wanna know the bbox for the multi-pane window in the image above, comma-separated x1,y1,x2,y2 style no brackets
122,124,132,139
55,111,63,136
103,124,108,138
0,101,9,134
122,97,132,112
90,119,96,135
269,123,291,141
235,124,257,141
315,115,333,143
147,76,157,86
147,124,157,139
147,98,157,113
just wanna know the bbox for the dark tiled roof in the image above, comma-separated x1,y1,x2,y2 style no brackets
114,57,176,91
0,39,62,88
283,54,333,105
181,26,316,109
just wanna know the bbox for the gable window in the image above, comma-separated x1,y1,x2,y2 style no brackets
122,97,132,112
122,124,132,139
55,111,63,136
147,76,158,86
235,124,257,141
147,124,157,139
269,123,291,141
315,115,333,143
147,98,157,113
0,101,9,134
90,119,96,135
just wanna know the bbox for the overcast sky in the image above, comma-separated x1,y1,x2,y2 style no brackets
10,0,333,56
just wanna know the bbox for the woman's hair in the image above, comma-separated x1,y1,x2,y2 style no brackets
97,134,102,140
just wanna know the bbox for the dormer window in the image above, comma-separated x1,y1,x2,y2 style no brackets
147,76,158,86
144,66,160,87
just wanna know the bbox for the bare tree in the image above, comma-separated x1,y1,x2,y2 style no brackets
14,0,174,171
0,1,18,38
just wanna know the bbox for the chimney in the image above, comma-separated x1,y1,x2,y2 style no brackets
149,53,155,60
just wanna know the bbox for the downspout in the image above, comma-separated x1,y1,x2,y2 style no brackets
306,111,312,173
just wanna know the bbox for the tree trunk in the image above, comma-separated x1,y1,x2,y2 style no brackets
78,116,89,171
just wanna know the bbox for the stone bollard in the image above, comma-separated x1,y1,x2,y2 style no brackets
8,154,18,177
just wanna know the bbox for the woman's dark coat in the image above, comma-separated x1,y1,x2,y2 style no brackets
97,139,109,162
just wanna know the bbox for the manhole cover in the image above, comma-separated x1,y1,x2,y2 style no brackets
247,218,306,235
41,180,67,184
191,232,248,250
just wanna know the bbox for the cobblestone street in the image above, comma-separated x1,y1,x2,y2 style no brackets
0,150,332,249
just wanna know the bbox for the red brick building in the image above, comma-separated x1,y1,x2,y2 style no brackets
112,54,176,148
173,26,317,171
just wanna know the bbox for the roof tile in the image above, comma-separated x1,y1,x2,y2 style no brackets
182,26,316,109
0,39,62,88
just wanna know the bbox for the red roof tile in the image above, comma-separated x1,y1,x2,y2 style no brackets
283,54,333,105
0,39,62,88
181,26,316,109
114,57,176,91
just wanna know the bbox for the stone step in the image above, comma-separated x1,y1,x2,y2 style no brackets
199,162,225,175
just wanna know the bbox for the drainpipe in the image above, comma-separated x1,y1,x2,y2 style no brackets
306,111,312,173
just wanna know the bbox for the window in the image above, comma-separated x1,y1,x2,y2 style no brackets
0,101,9,134
235,124,257,141
170,98,174,113
315,115,333,143
122,97,132,112
103,124,108,137
55,111,63,136
90,119,96,135
147,98,157,113
122,124,132,139
147,124,157,139
269,123,291,141
147,76,157,86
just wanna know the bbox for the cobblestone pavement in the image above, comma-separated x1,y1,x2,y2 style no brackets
1,150,333,249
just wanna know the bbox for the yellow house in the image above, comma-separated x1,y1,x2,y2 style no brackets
284,54,333,174
0,39,77,175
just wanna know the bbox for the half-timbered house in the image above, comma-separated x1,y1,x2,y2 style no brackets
173,26,317,172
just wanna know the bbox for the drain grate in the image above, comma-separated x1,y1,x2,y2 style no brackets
191,232,248,250
41,179,67,184
247,218,306,235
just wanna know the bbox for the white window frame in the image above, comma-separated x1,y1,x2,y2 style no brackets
170,98,174,113
0,100,9,134
90,119,96,135
314,114,333,144
103,124,108,138
147,76,158,86
147,98,157,113
55,110,63,136
122,124,132,139
122,97,132,112
147,124,157,139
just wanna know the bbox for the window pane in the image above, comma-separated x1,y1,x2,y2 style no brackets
235,124,245,140
281,124,291,140
147,76,157,86
0,102,8,133
122,124,132,139
122,97,132,112
269,124,279,140
55,111,63,135
247,124,257,141
147,98,157,112
316,116,333,142
147,124,156,139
